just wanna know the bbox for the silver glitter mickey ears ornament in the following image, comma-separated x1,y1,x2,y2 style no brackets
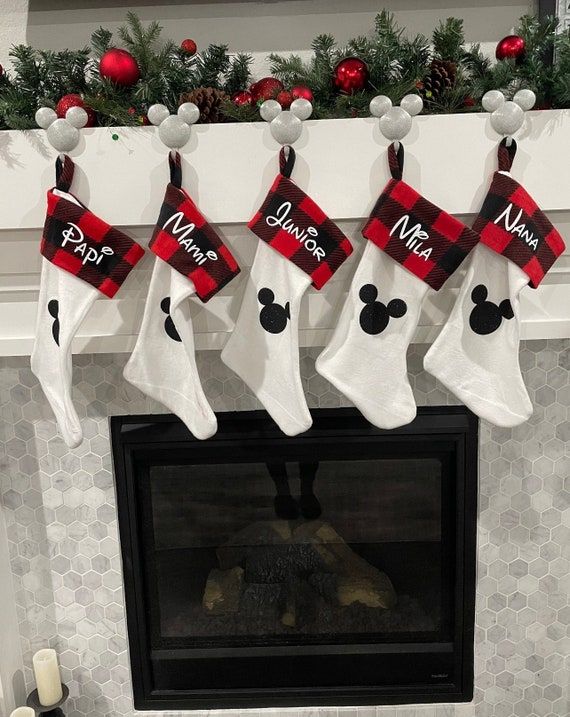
148,102,200,149
482,89,536,141
370,93,423,143
259,97,313,145
35,105,89,152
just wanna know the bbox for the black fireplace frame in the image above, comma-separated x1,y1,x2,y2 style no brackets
111,407,478,711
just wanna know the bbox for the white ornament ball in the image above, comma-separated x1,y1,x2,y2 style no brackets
178,102,200,125
158,114,191,149
400,94,423,117
35,107,57,129
65,106,88,129
482,90,505,113
269,111,303,145
369,95,392,118
46,118,80,152
147,103,170,126
490,100,524,136
513,88,536,111
379,106,412,141
290,98,312,120
260,99,281,122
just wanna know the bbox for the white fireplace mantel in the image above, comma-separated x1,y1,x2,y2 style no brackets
0,110,569,357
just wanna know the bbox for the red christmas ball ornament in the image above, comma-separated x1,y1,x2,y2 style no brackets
463,96,476,108
99,48,140,87
291,84,314,103
56,93,84,118
276,90,293,109
249,76,284,103
0,64,3,77
181,38,197,56
231,90,253,107
333,57,369,94
496,35,526,62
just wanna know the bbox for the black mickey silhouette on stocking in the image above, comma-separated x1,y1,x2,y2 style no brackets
258,288,291,334
358,284,407,335
160,297,182,342
469,284,514,335
48,299,60,346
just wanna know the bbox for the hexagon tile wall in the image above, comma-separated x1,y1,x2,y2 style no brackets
0,341,569,717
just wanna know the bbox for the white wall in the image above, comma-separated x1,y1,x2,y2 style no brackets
25,0,535,53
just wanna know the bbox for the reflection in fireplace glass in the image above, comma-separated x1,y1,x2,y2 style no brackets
147,458,446,645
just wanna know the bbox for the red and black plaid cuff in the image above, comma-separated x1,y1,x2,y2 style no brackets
149,183,240,302
362,175,479,291
41,190,145,298
248,172,353,290
473,172,565,288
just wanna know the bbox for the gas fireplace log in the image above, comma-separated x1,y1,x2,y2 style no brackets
216,521,292,569
202,567,244,615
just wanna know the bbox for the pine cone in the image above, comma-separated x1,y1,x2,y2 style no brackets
180,87,229,123
420,59,456,101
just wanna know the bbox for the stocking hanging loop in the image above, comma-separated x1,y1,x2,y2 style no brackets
388,142,404,180
55,154,75,192
169,150,183,188
279,145,296,178
498,137,517,172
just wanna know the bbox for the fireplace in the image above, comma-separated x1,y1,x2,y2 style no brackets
111,407,478,710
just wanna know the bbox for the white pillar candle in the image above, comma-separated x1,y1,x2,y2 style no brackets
10,708,35,717
32,648,63,706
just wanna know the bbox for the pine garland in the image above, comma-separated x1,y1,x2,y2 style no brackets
0,11,568,130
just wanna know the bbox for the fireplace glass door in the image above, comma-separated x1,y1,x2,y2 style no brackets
112,408,477,710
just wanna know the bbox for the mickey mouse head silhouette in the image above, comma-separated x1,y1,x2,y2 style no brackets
369,93,424,142
35,105,89,152
359,284,407,335
259,97,313,145
482,89,536,137
469,284,514,335
48,299,60,346
258,288,290,334
147,102,200,149
160,297,182,342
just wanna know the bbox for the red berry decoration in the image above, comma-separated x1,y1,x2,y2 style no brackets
231,90,253,107
249,76,284,103
181,38,197,56
99,48,140,87
276,90,293,109
333,57,369,94
291,85,314,103
496,34,526,62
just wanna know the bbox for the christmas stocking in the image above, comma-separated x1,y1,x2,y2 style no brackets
316,142,478,429
424,139,565,426
221,146,353,436
124,152,240,439
31,155,145,447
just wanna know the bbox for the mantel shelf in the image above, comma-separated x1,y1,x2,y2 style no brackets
0,111,569,356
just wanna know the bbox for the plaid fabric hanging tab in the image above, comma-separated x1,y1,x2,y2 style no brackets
248,145,353,290
472,138,565,288
41,155,145,298
362,143,479,291
149,151,240,302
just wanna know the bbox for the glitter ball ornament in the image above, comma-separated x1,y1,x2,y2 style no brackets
291,85,314,103
99,48,140,87
276,90,293,109
181,38,197,56
496,34,526,62
232,90,253,106
333,57,369,94
56,94,96,127
250,77,284,103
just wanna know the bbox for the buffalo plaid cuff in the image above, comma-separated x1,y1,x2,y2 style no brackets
472,172,565,288
248,173,353,290
362,177,479,291
149,184,240,302
41,190,145,298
